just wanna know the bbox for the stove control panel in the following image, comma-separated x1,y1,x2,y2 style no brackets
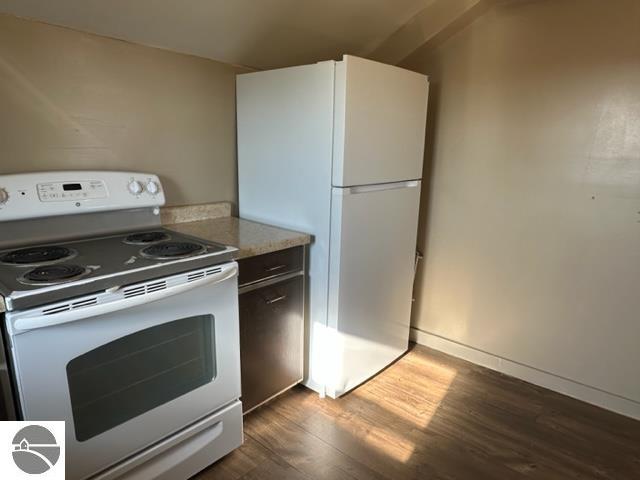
0,171,166,221
37,180,108,202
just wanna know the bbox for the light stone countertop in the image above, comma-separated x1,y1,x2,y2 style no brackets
166,216,311,259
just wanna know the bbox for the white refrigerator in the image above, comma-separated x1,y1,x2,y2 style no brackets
237,55,429,398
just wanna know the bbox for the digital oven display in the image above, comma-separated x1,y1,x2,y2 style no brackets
63,183,83,191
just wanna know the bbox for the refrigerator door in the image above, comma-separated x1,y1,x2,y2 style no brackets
332,55,429,187
327,180,421,398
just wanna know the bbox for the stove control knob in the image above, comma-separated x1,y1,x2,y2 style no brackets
145,180,160,195
128,180,143,195
0,188,8,205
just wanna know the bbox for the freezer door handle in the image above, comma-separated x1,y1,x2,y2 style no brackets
337,180,420,196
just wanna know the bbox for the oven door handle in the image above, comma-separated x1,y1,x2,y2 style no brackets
12,263,238,333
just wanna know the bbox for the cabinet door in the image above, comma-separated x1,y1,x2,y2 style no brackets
239,276,303,412
333,55,429,187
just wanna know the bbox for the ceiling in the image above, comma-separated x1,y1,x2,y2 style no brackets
0,0,444,70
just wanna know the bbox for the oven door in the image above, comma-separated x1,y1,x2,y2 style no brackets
6,262,240,480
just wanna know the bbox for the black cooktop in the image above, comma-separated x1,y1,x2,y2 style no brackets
0,227,235,310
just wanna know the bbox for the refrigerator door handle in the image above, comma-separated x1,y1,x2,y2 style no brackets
336,180,421,196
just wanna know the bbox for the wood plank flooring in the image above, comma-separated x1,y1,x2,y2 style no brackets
195,344,640,479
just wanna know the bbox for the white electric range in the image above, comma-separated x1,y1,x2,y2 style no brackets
0,171,243,480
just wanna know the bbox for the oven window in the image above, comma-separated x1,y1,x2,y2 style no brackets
66,315,215,442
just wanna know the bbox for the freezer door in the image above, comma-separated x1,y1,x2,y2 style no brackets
332,56,429,187
327,181,421,397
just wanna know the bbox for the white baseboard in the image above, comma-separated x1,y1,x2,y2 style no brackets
410,327,640,421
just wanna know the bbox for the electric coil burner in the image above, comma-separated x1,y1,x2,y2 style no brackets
0,245,76,266
19,264,89,286
140,241,207,260
123,231,171,245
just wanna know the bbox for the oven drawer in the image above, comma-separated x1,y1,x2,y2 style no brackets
239,275,303,412
238,246,304,287
94,400,243,480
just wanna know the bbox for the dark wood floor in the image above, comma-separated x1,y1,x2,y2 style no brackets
195,344,640,480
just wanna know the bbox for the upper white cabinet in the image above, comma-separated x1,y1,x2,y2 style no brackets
332,55,430,187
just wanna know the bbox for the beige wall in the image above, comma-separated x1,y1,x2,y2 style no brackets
404,0,640,408
0,14,245,206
